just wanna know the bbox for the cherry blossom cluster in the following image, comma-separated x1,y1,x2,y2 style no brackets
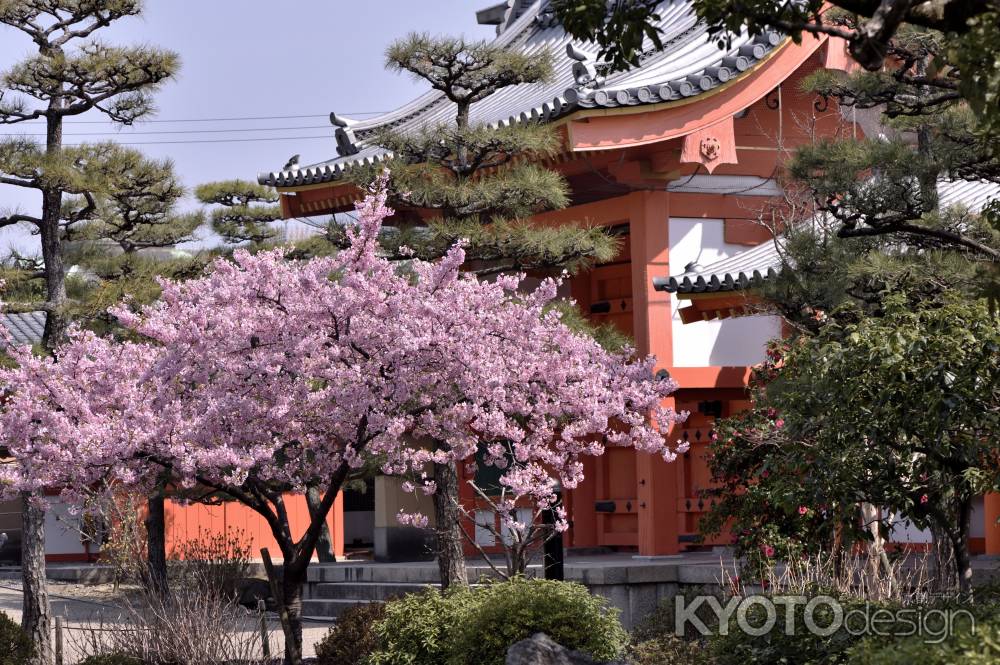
0,173,686,528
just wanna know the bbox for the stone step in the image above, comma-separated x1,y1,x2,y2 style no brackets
306,563,521,584
300,598,376,619
309,581,435,601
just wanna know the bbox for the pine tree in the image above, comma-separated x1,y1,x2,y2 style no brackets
0,4,177,659
351,33,621,589
784,25,1000,303
64,147,205,328
195,179,282,245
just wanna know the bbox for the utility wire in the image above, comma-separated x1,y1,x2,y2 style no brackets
11,135,334,147
4,126,331,136
17,112,387,125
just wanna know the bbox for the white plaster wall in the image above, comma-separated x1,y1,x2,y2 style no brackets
887,497,985,545
44,500,92,556
668,218,781,367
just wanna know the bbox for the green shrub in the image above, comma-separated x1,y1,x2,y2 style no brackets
76,655,142,665
630,635,713,665
370,586,475,665
316,602,386,665
0,611,33,665
709,597,896,665
449,578,628,665
369,578,627,665
846,613,1000,665
633,586,724,643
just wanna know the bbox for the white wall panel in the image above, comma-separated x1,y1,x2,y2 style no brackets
668,218,781,367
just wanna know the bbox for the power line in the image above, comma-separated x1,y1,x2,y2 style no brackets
4,125,331,136
57,135,334,146
17,112,387,125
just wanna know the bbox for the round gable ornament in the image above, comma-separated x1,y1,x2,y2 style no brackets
699,136,721,162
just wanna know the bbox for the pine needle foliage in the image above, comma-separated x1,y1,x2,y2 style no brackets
0,0,179,348
305,216,620,276
385,34,554,124
194,179,282,245
787,25,1000,258
2,145,209,334
346,33,618,276
0,6,178,657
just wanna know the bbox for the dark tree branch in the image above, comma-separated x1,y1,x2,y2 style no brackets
837,221,1000,260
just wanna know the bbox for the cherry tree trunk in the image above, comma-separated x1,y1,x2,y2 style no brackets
280,565,306,665
21,495,52,665
305,486,336,563
145,490,168,594
433,459,468,589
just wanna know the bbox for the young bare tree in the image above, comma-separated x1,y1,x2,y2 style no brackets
0,3,177,660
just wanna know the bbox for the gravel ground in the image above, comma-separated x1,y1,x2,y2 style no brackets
0,580,334,662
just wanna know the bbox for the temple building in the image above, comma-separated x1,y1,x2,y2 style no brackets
21,0,1000,564
249,0,857,560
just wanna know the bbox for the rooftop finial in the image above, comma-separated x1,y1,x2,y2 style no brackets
566,43,604,89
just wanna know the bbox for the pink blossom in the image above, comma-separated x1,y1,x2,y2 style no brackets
763,545,775,557
920,494,929,504
798,506,808,515
0,172,686,535
774,419,785,429
396,511,429,528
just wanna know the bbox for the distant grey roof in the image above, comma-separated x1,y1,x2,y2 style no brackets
259,0,783,188
1,312,45,347
654,178,1000,294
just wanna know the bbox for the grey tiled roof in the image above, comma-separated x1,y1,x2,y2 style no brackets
654,237,782,294
655,178,1000,294
1,312,45,347
258,0,783,188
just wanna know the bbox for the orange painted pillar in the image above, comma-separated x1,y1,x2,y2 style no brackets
329,491,345,559
568,458,599,548
985,493,1000,555
629,190,680,555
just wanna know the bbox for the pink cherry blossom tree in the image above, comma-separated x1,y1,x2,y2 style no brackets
0,176,684,665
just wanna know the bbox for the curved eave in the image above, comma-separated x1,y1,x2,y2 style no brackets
653,267,778,295
260,33,789,191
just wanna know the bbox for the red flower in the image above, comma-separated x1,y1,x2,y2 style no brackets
920,494,929,505
763,545,775,557
798,506,808,516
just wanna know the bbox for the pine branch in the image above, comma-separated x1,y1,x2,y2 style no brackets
838,221,1000,261
196,180,284,245
0,213,40,227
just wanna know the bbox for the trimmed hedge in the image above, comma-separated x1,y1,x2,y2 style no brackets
0,611,33,665
368,578,627,665
316,601,387,665
449,578,628,665
76,655,142,665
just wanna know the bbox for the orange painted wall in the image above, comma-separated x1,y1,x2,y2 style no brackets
164,492,344,562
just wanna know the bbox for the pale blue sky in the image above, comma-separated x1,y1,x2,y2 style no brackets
0,0,494,254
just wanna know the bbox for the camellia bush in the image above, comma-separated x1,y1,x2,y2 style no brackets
0,173,685,665
703,296,1000,591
